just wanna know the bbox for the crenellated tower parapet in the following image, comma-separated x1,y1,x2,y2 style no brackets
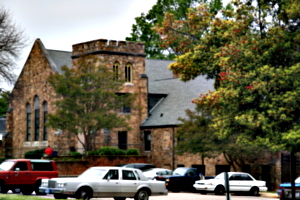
72,39,145,57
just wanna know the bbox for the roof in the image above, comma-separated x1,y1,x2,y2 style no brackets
30,39,214,128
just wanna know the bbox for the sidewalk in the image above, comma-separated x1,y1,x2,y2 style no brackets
260,192,279,198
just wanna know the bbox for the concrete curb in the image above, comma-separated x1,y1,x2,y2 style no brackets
260,192,279,198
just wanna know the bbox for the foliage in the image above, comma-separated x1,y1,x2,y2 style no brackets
126,0,224,59
0,194,48,200
176,105,265,170
24,149,45,159
0,7,27,91
47,55,134,153
87,146,126,156
68,151,82,156
126,148,140,155
0,90,9,117
156,0,300,151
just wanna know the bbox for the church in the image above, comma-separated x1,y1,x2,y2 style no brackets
4,38,284,190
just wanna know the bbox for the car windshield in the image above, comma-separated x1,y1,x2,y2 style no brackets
0,161,15,171
214,173,225,179
78,168,107,179
172,168,187,176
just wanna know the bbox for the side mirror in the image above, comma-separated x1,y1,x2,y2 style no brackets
107,176,111,181
15,168,20,171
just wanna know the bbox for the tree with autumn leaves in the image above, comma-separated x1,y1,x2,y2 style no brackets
156,0,300,153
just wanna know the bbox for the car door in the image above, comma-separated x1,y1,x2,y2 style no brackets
119,169,138,196
8,161,30,185
229,174,242,192
97,169,120,197
184,169,199,190
240,174,254,192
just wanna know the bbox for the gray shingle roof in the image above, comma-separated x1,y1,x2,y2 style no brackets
44,48,215,128
141,59,214,128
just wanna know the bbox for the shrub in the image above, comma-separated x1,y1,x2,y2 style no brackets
68,151,82,156
98,146,126,156
126,148,139,155
24,149,45,159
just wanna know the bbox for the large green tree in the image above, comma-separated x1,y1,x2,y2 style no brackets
47,56,134,153
0,6,27,91
155,0,300,152
126,0,223,59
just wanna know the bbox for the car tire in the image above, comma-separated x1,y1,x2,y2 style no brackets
76,187,93,200
134,189,149,200
0,182,8,194
34,180,46,195
250,187,259,196
215,185,225,195
54,194,68,199
21,187,33,195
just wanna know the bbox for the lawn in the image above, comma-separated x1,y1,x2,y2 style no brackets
0,194,51,200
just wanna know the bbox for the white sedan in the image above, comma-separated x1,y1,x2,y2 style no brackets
39,166,168,200
193,172,267,196
143,168,172,180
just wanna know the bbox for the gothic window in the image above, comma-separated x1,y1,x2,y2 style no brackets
118,131,127,150
34,96,40,141
43,101,48,141
144,131,151,151
26,103,31,141
113,62,119,80
125,63,132,82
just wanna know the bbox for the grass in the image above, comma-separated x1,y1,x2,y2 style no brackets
0,194,52,200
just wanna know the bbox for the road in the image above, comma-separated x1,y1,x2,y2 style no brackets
26,191,278,200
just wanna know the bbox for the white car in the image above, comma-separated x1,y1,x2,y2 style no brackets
39,166,168,200
143,168,172,180
193,172,267,196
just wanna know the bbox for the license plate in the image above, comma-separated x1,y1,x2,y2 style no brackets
46,189,50,194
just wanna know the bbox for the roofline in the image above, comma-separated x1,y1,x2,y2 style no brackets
140,124,179,129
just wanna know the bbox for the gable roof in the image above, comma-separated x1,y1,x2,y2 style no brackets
141,59,214,128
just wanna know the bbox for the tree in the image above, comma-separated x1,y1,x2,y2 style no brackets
0,6,27,91
126,0,223,59
155,0,300,151
0,90,9,118
47,56,134,153
177,105,265,171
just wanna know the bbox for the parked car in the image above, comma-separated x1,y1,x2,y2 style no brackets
0,159,58,195
278,176,300,199
122,163,156,171
39,166,168,200
143,168,172,180
193,172,268,196
155,167,200,192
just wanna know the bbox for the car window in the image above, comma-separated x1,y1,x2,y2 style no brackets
241,174,253,181
103,169,119,180
133,170,141,180
122,170,137,180
187,169,197,176
229,174,242,180
13,162,28,171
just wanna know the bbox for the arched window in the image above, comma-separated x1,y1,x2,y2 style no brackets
43,101,48,141
26,103,31,141
125,63,132,82
113,61,119,80
34,96,40,141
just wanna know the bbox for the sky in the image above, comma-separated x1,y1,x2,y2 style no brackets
0,0,158,90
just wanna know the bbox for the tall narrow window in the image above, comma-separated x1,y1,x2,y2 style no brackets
118,131,127,150
144,131,151,151
113,62,119,80
125,63,132,82
34,96,40,141
26,104,31,141
115,93,131,113
43,101,48,141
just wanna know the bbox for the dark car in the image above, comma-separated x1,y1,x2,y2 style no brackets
155,167,200,192
122,163,156,171
278,177,300,199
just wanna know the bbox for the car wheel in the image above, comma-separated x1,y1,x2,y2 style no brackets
21,186,33,195
54,194,68,199
214,185,225,195
114,198,126,200
34,180,46,195
0,182,8,194
134,189,149,200
250,187,259,196
76,187,92,200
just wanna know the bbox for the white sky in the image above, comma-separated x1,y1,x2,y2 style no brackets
0,0,157,90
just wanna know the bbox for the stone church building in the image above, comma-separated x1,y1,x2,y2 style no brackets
4,38,290,190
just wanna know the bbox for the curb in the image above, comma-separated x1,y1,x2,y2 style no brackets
260,192,279,198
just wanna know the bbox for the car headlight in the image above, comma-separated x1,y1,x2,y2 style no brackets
166,178,170,182
57,183,66,188
41,182,48,187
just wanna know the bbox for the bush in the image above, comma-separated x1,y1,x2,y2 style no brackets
87,146,127,156
24,149,45,159
68,151,82,156
126,148,139,155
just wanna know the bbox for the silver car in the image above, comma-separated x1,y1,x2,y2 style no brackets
39,166,168,200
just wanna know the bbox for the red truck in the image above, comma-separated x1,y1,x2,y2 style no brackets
0,159,58,195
